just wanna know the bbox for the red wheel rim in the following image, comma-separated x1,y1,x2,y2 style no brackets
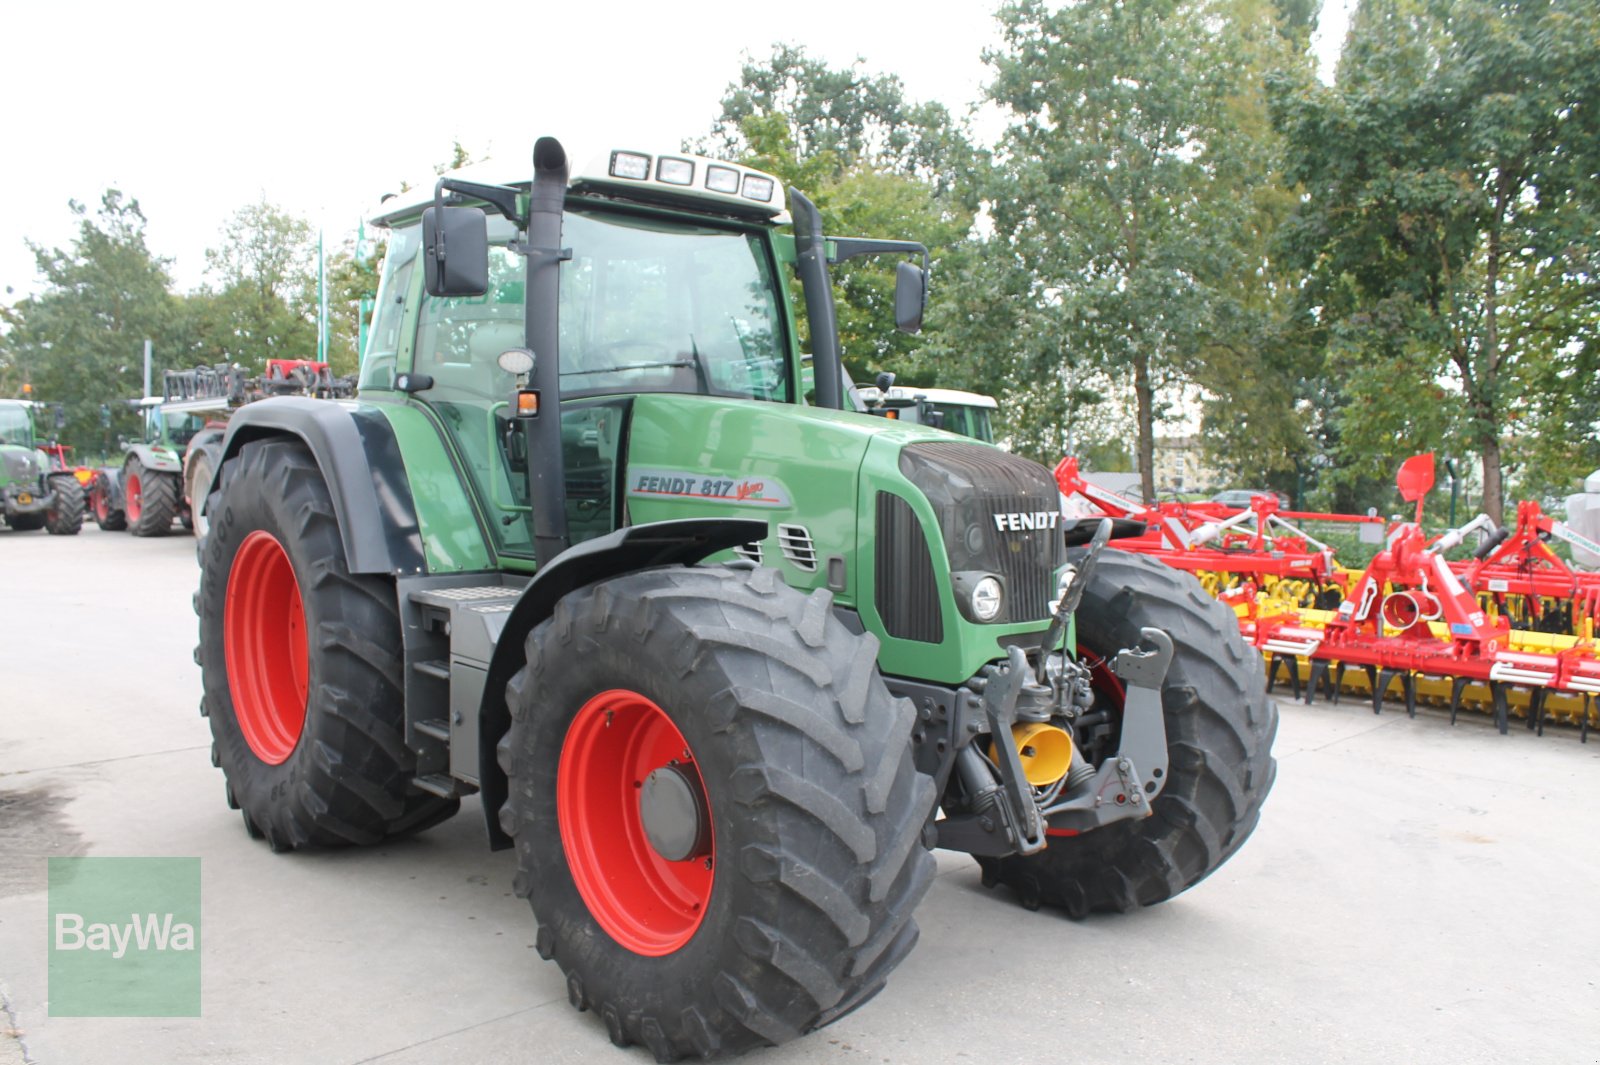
558,689,714,956
125,471,143,523
224,531,309,764
93,488,108,522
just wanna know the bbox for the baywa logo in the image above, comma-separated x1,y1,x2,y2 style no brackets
48,857,201,1017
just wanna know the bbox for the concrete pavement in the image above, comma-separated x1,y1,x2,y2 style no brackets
2,525,1597,1064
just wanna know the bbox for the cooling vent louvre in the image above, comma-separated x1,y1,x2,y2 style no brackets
733,541,763,565
875,493,944,643
777,524,818,572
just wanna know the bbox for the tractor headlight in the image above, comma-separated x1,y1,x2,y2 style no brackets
705,165,740,194
742,174,776,202
971,576,1003,622
656,157,694,186
609,151,651,180
951,571,1006,623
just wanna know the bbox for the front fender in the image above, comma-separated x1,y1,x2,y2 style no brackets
218,398,425,575
476,517,767,849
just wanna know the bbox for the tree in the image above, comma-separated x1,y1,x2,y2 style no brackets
703,46,979,388
1272,0,1600,522
195,200,320,371
983,0,1292,496
1,191,177,453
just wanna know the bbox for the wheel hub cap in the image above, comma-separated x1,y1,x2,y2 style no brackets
639,764,710,863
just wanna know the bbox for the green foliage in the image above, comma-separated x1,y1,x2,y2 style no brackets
1,191,177,451
703,45,978,387
190,200,320,371
1272,0,1600,521
982,0,1297,491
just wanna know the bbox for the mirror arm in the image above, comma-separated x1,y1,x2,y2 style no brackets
434,178,526,227
827,237,929,272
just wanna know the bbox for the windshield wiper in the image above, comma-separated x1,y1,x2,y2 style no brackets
561,361,694,377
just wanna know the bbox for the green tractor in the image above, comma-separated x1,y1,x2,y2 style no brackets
196,140,1276,1061
0,399,85,535
88,399,203,535
857,376,999,442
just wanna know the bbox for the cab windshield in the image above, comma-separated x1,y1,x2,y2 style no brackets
0,404,31,447
148,409,206,448
413,208,790,403
937,404,995,443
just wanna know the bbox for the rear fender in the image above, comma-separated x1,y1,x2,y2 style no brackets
476,518,767,849
216,398,425,575
125,443,183,475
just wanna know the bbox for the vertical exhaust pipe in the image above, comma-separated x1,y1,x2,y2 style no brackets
525,137,570,566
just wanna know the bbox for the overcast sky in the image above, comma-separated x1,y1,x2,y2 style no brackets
1,0,1349,303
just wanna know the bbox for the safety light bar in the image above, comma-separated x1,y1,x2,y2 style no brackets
579,150,789,220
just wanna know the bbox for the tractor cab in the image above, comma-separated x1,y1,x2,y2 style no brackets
0,399,35,448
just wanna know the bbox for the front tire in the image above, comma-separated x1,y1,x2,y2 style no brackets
500,566,936,1062
187,452,214,540
197,438,458,850
45,476,85,535
977,551,1278,916
125,456,178,536
91,473,126,531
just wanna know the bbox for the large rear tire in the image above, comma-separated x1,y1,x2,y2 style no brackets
976,551,1277,916
90,473,126,531
44,476,85,535
500,566,936,1062
197,437,458,850
125,456,178,537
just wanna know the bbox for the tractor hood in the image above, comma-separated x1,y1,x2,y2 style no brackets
1,446,44,484
624,394,1064,684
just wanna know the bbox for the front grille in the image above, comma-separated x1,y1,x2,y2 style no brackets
875,492,944,643
898,442,1064,624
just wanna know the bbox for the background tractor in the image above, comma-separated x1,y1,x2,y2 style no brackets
88,399,198,535
195,139,1276,1061
90,361,355,537
857,377,998,442
0,399,85,535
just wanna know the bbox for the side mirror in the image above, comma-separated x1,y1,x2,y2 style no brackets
894,261,927,334
875,370,896,392
422,205,489,298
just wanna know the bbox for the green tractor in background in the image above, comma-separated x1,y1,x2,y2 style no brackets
88,399,203,535
856,375,999,442
0,399,85,535
196,139,1276,1061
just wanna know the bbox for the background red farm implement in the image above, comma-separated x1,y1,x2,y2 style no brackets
1056,454,1600,738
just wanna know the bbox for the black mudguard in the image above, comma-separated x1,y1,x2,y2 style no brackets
476,518,768,849
217,398,425,575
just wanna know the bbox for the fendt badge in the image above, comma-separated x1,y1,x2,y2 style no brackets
993,511,1060,532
